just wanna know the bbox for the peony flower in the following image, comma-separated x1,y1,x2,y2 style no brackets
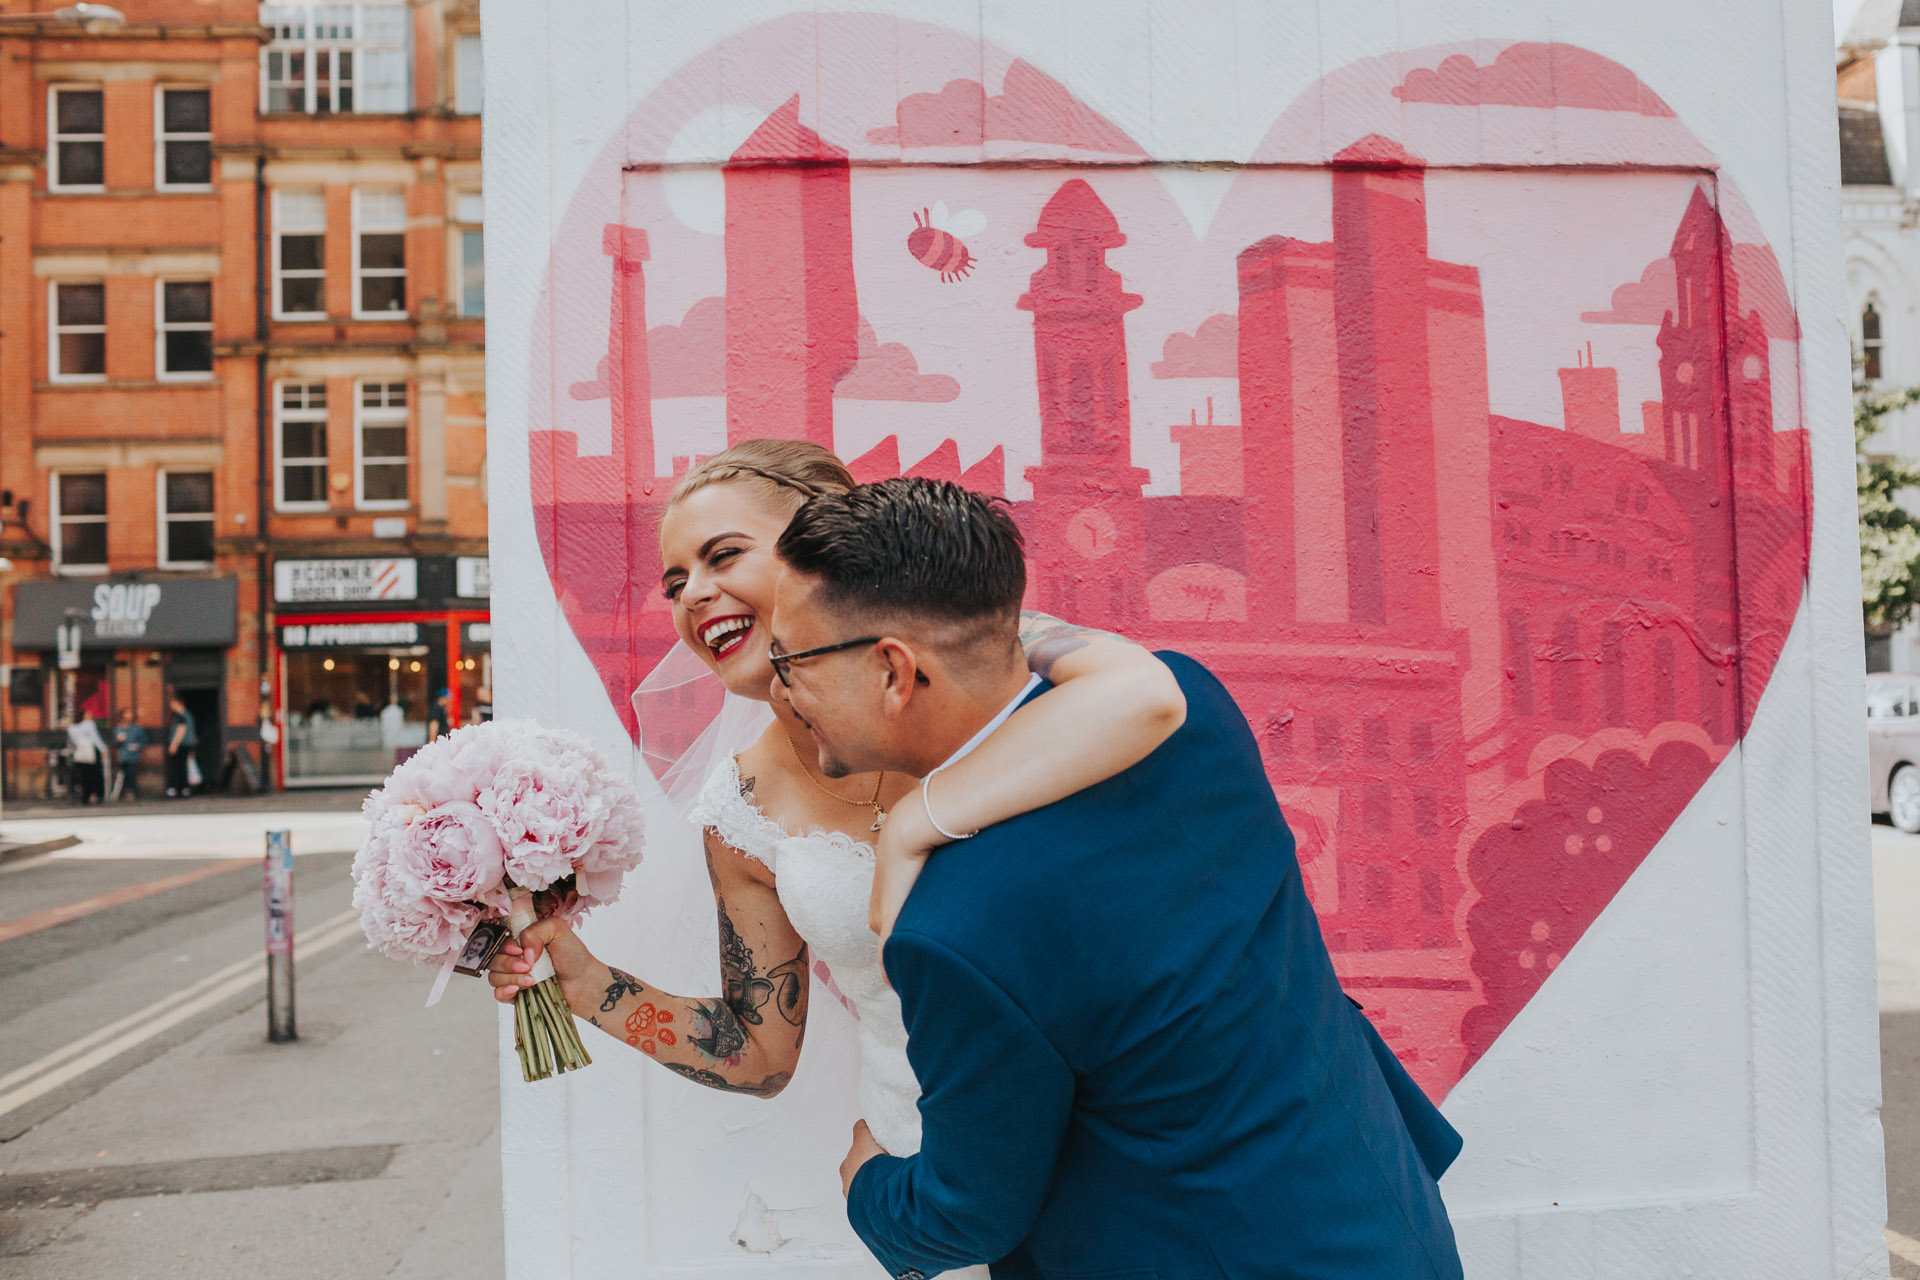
378,893,481,964
389,800,507,906
353,832,480,963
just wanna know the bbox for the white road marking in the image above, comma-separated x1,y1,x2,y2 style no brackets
1,811,370,863
1889,1226,1920,1267
0,908,365,1121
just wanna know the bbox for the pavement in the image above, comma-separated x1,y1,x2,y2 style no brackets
0,797,504,1279
1878,823,1920,1278
3,799,1920,1277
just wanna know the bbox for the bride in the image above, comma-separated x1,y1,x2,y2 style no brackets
492,439,1183,1265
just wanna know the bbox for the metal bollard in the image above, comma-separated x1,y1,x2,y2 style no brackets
265,829,296,1042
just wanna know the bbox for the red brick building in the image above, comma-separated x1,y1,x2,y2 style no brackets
0,0,487,794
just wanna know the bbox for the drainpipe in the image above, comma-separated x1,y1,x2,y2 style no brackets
254,164,273,789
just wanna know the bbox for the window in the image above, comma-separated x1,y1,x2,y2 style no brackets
1864,300,1884,382
354,187,406,316
50,281,106,380
274,189,327,317
1653,635,1676,723
159,471,215,566
157,281,214,378
1551,615,1582,724
453,191,483,317
1600,621,1627,727
261,2,410,115
52,473,107,571
1365,865,1393,914
454,32,482,114
49,86,104,189
1413,790,1440,841
1507,611,1534,717
155,87,212,188
1263,711,1293,760
1363,783,1390,835
356,380,408,507
1418,867,1443,917
276,381,329,509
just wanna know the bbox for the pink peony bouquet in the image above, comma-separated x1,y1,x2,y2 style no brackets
351,718,645,1081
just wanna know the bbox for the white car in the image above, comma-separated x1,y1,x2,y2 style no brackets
1868,672,1920,832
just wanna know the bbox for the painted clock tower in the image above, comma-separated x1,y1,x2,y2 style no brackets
1017,179,1152,629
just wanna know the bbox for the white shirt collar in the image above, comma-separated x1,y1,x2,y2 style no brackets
939,673,1043,770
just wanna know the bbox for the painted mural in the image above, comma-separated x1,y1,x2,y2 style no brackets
526,19,1811,1098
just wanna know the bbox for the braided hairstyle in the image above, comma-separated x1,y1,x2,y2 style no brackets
665,438,856,515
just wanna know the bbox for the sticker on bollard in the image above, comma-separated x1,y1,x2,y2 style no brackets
264,829,296,1041
265,830,293,955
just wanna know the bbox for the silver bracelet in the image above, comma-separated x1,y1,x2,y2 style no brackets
920,765,977,842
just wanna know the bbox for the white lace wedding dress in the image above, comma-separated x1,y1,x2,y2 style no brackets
690,756,991,1280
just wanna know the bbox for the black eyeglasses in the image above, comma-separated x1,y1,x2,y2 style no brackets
768,636,881,687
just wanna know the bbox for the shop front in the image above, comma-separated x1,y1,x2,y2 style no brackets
9,577,239,793
273,555,488,787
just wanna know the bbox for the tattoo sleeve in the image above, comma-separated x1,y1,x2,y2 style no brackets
600,967,645,1013
715,895,808,1026
686,998,750,1064
570,848,808,1099
662,1063,793,1098
1018,610,1138,682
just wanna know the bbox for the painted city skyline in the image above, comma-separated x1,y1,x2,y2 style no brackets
530,33,1809,1096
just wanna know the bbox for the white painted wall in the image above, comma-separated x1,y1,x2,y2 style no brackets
483,2,1884,1275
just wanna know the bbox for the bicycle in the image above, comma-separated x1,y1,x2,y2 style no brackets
40,746,73,802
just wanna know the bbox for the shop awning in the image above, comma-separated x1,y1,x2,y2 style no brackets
12,577,239,650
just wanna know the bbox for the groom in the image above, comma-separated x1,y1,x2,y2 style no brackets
769,478,1465,1280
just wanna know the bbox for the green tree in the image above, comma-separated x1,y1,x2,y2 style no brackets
1859,378,1920,633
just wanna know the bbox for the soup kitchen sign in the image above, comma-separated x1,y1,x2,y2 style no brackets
11,577,239,649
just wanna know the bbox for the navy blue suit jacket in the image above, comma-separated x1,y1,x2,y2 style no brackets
846,653,1463,1280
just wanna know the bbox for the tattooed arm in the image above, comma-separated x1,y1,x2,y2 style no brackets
869,613,1186,937
490,829,808,1097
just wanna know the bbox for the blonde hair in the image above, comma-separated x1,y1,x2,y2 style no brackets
666,438,856,511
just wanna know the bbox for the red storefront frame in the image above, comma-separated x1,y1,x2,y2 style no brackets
272,608,489,789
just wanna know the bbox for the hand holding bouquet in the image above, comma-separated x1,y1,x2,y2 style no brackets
350,719,645,1081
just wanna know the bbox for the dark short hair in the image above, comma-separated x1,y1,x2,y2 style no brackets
776,478,1026,625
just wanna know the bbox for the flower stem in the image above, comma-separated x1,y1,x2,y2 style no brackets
511,975,591,1083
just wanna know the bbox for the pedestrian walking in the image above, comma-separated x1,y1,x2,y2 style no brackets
112,709,148,801
165,693,198,797
426,688,453,741
66,712,108,805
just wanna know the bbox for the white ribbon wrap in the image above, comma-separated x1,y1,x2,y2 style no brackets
507,894,557,984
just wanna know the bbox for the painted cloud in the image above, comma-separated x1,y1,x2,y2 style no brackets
568,295,727,401
1394,43,1676,117
1581,257,1676,326
1582,246,1798,339
868,59,1143,154
1152,313,1239,378
834,317,960,402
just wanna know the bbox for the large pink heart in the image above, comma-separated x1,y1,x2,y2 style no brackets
527,22,1810,1096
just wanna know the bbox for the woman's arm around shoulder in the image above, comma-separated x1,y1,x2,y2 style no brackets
870,613,1185,936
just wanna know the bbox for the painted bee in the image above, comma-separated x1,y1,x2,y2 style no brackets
907,202,985,282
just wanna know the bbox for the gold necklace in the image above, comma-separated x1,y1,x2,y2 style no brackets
783,729,887,832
